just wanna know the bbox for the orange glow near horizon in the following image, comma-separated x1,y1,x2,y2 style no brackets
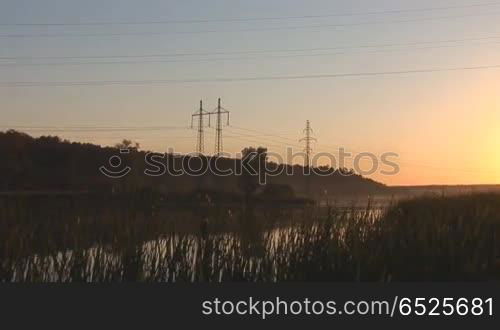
2,0,500,186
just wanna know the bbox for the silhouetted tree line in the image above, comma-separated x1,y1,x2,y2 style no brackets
0,130,387,197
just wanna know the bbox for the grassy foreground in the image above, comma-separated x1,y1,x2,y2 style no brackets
1,193,500,282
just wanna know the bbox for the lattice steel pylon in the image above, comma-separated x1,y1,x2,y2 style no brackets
210,98,230,156
191,100,211,154
299,120,317,168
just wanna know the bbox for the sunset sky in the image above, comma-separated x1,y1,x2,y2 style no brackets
1,0,499,185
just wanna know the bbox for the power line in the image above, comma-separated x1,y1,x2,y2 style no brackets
224,130,311,151
228,135,496,175
3,126,283,140
227,126,304,148
2,1,500,26
3,40,500,67
230,125,379,153
14,131,289,141
2,11,499,38
0,125,190,131
3,35,500,61
227,127,370,164
226,125,500,174
229,125,384,159
225,128,303,150
2,64,500,87
2,124,291,140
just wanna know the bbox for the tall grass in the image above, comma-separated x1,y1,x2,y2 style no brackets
1,193,499,282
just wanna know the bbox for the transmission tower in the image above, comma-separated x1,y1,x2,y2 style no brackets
210,98,230,156
191,100,211,154
299,120,317,167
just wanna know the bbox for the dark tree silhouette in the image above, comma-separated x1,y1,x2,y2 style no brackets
0,130,386,196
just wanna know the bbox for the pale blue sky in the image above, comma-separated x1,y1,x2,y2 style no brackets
1,0,500,184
